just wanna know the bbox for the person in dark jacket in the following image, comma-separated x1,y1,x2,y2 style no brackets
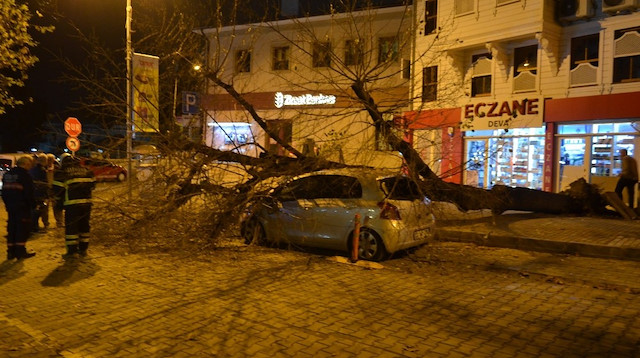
2,156,37,260
47,153,64,228
52,155,96,259
29,154,50,232
616,149,639,208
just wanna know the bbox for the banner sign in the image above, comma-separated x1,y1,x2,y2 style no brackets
132,53,160,132
460,97,543,131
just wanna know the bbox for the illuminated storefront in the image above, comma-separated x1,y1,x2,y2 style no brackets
405,92,640,193
461,97,546,190
464,127,546,189
556,122,638,193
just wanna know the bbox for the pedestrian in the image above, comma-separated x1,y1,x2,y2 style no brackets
615,148,639,208
1,156,37,260
52,155,96,259
47,153,64,228
29,154,50,232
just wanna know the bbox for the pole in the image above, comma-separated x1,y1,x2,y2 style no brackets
351,213,361,262
201,34,210,144
173,77,178,124
125,0,133,197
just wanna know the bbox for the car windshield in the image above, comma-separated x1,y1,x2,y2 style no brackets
277,175,363,201
379,176,424,201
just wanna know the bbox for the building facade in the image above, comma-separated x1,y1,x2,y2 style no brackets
407,0,640,197
199,4,414,169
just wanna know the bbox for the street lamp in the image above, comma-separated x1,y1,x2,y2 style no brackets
125,0,133,196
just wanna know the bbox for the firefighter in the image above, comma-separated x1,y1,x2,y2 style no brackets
53,155,95,259
1,156,37,260
29,154,50,232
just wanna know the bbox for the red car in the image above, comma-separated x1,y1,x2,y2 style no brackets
78,158,127,182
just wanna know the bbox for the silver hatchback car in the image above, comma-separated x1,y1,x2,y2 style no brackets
241,168,436,261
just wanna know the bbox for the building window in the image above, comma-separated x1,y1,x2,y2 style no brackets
513,45,537,92
613,27,640,83
345,39,364,66
571,34,599,70
313,42,331,68
235,50,251,73
455,0,474,15
402,59,411,79
273,46,290,71
514,45,537,75
570,34,599,86
378,37,399,63
471,53,492,97
422,66,438,102
425,0,437,35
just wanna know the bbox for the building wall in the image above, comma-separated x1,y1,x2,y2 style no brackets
409,0,640,189
201,6,415,169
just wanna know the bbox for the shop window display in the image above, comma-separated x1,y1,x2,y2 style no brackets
212,123,254,154
556,122,638,193
464,127,545,190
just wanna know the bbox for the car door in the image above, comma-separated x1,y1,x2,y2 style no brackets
300,175,364,250
263,176,321,245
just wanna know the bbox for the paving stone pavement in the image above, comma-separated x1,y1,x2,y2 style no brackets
433,204,640,261
1,225,640,357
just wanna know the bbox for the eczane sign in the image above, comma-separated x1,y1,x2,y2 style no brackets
461,97,543,130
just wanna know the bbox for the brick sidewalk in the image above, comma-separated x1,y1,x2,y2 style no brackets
434,207,640,261
1,230,640,357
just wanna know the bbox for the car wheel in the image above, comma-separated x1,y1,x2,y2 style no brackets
117,172,126,182
243,219,266,245
358,228,387,261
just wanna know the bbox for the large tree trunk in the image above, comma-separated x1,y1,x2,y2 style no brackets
350,81,583,215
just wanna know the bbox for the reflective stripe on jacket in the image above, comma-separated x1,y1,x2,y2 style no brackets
52,164,95,206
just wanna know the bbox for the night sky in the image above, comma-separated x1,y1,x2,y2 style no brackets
1,0,127,152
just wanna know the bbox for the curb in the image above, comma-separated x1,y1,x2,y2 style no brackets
435,228,640,262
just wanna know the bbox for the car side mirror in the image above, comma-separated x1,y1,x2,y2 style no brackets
276,192,296,202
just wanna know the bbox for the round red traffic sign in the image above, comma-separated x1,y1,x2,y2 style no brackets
64,117,82,137
66,137,81,152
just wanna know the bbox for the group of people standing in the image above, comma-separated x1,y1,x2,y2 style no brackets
1,153,95,260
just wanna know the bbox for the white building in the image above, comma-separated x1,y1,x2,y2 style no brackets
199,2,414,169
408,0,640,197
196,0,640,199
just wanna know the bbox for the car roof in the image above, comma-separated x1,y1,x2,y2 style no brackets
294,167,401,181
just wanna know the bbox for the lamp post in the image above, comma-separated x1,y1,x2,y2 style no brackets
125,0,133,196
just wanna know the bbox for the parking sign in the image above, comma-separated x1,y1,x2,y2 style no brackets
182,91,200,115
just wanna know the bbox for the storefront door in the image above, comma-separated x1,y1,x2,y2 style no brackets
464,139,487,188
266,120,293,156
557,137,589,192
555,122,638,195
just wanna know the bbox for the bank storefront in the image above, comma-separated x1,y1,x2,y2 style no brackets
201,88,407,168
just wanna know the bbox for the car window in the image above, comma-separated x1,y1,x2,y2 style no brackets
379,176,424,200
278,175,362,201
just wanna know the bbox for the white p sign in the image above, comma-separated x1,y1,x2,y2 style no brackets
182,91,200,115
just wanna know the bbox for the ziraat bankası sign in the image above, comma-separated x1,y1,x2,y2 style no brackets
461,97,543,131
274,92,336,109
